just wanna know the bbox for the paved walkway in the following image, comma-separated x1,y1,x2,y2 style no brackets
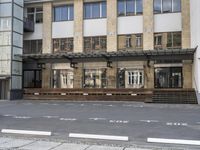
0,137,162,150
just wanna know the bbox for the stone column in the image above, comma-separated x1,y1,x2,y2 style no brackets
42,2,52,88
107,62,117,88
183,60,192,88
74,0,83,53
107,0,117,52
182,0,191,49
144,61,154,89
73,63,83,88
143,0,154,89
143,0,154,50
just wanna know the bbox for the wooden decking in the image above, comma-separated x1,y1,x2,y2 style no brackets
23,88,197,104
23,88,153,102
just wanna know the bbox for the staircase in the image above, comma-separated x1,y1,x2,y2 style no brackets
152,89,198,104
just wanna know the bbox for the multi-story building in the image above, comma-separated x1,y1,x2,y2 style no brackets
0,0,199,103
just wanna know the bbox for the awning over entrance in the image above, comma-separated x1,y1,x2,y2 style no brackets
20,48,196,63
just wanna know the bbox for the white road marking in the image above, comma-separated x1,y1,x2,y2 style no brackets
69,133,129,141
80,104,85,106
140,120,159,123
109,120,129,124
89,118,106,121
166,122,188,126
43,116,59,119
13,116,31,119
123,104,144,108
1,129,51,136
60,118,77,121
3,114,14,117
106,105,114,107
93,104,102,106
147,138,200,146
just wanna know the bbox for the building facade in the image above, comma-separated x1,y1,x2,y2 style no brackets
0,0,199,102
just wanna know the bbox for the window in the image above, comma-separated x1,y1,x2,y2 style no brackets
23,70,42,88
53,38,73,52
27,7,43,23
127,70,144,88
118,69,144,88
84,36,107,51
118,0,143,16
154,32,181,49
54,5,74,21
167,32,181,48
84,69,107,88
0,18,11,31
0,32,11,45
23,40,42,54
154,0,181,14
154,34,162,48
84,1,106,19
53,70,74,88
118,34,143,50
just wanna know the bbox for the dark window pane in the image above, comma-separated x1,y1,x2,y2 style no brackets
36,7,43,12
92,3,100,18
126,0,135,16
100,37,107,50
136,0,143,14
163,0,172,13
54,7,61,21
84,37,91,51
84,4,91,19
36,13,43,23
154,0,161,13
118,0,125,16
69,5,74,20
102,2,107,18
167,33,173,47
27,8,34,13
173,0,181,12
173,32,181,47
61,6,68,21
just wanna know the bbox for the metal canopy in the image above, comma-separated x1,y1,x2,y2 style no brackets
21,48,196,63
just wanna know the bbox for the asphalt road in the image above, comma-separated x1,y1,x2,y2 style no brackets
0,100,200,149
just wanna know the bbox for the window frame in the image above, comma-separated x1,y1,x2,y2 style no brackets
84,1,107,19
53,5,74,22
154,0,181,14
27,7,43,24
53,38,74,53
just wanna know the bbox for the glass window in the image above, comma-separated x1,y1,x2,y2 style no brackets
53,38,73,52
84,36,107,52
0,18,11,31
23,40,42,54
126,35,132,48
92,3,100,18
84,4,91,19
84,69,107,88
136,35,142,47
84,2,106,19
125,70,144,88
162,0,172,13
154,34,162,47
126,0,135,16
136,0,143,14
173,0,181,12
0,32,11,45
54,5,74,21
23,70,42,88
102,2,107,18
118,0,125,16
27,7,43,23
154,0,162,13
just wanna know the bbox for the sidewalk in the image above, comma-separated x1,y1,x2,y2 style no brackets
0,136,158,150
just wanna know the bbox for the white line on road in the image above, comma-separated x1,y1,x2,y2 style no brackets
109,120,129,124
166,122,188,126
140,120,159,123
147,138,200,146
69,133,129,141
89,118,107,121
43,116,59,119
60,118,77,121
13,116,32,119
1,129,52,136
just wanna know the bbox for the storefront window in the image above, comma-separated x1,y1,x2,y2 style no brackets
84,69,107,88
53,70,74,88
23,70,42,88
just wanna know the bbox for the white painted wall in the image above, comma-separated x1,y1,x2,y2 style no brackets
190,0,200,103
118,16,143,35
154,13,182,33
24,24,43,40
52,21,74,38
84,19,107,36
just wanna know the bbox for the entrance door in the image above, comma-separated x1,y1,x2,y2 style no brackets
155,67,182,88
0,80,9,100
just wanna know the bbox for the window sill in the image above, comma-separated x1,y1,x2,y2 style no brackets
154,12,181,15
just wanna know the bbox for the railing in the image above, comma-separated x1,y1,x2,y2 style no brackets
24,18,34,32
